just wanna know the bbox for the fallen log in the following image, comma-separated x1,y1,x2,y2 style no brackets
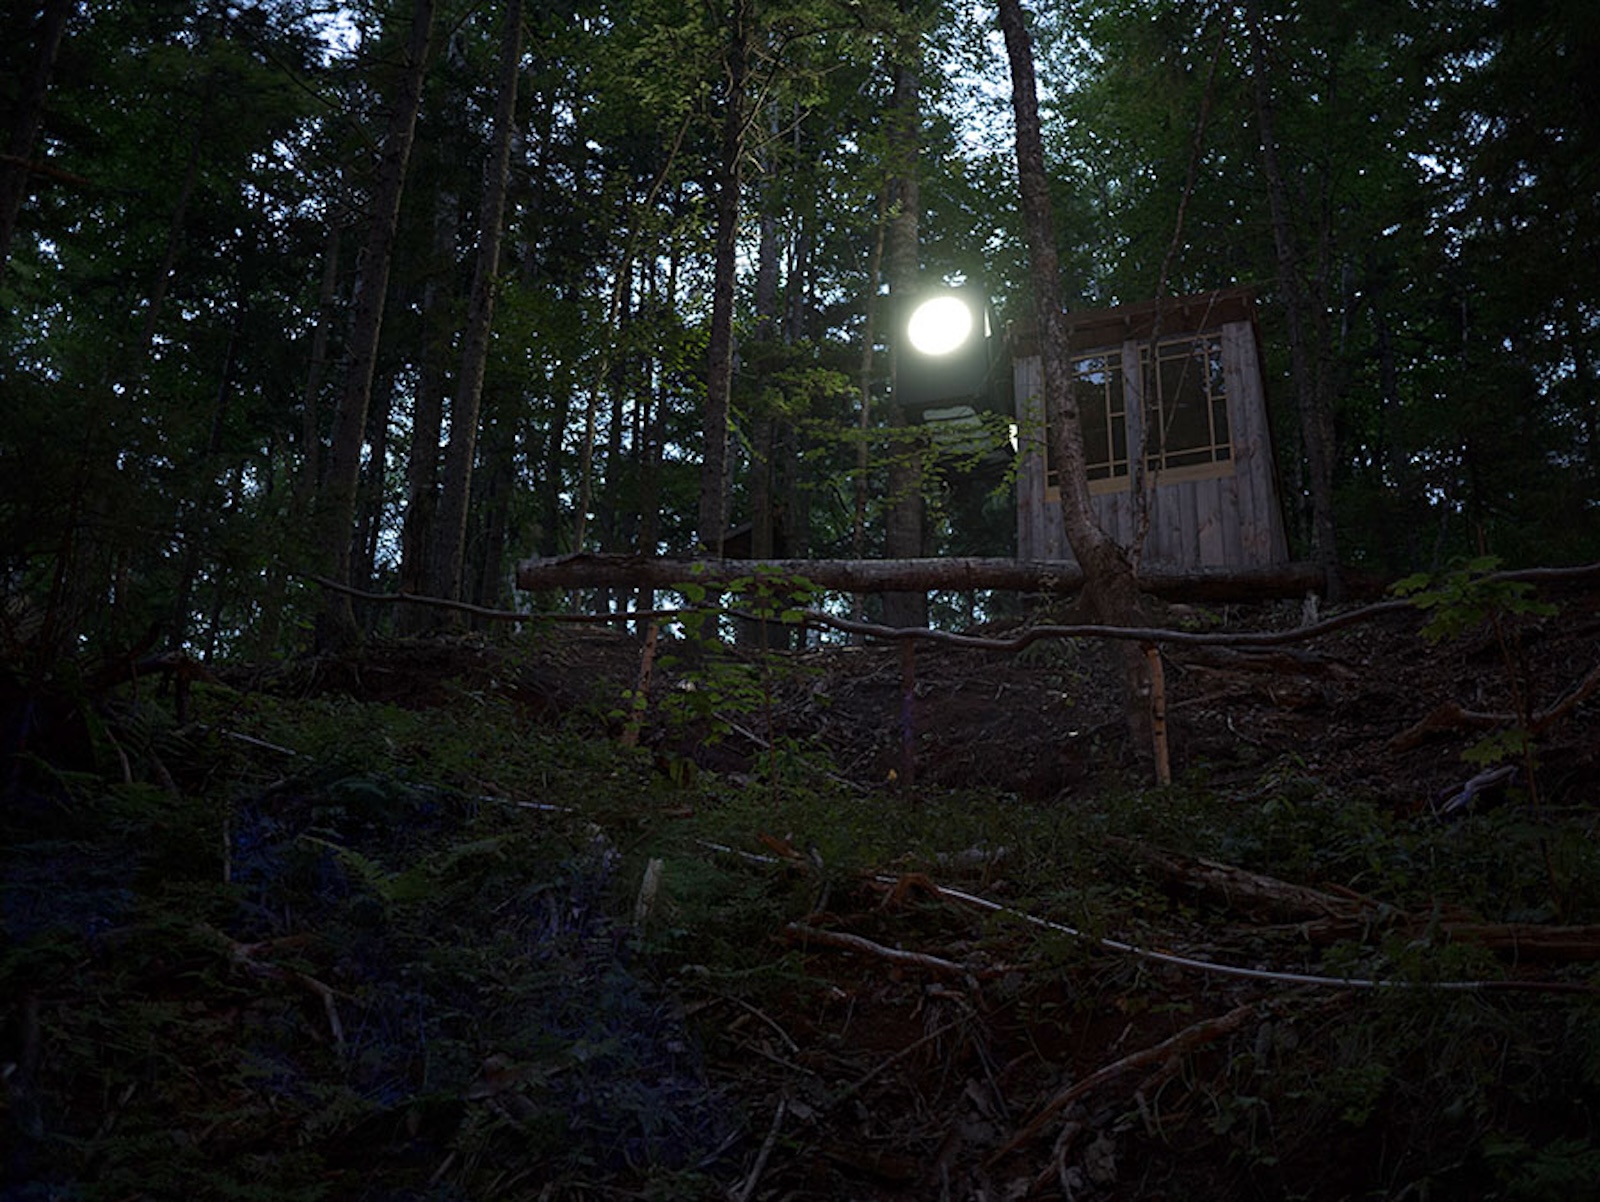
515,553,1336,601
1289,917,1600,962
1112,838,1379,924
1120,840,1600,963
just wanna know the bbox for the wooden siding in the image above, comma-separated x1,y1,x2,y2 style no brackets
1014,317,1291,572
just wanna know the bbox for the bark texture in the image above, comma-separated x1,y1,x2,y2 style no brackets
431,0,524,608
318,0,435,646
1247,0,1343,599
697,0,751,555
996,0,1151,737
882,53,928,628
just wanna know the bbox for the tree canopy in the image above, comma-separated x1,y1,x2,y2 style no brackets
3,0,1597,659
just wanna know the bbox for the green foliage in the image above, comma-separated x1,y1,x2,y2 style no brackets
1392,556,1559,645
1393,556,1559,783
2,690,737,1198
7,631,1600,1200
652,569,826,803
1482,1136,1600,1201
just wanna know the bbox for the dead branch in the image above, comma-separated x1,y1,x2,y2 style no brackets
1528,659,1600,733
1116,841,1600,964
303,573,555,623
1434,765,1519,817
699,844,1600,995
796,602,1419,651
827,1013,974,1114
730,1098,787,1202
895,874,1600,995
994,1002,1259,1162
197,924,347,1049
0,152,93,187
783,921,978,980
1390,659,1600,750
1112,838,1382,924
310,564,1600,662
516,552,1348,601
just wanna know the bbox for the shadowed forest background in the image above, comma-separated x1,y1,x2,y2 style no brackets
3,0,1599,652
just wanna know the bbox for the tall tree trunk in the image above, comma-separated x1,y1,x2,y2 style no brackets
698,0,751,556
171,304,242,648
1246,0,1343,600
996,0,1150,744
574,103,690,553
736,198,783,647
634,249,675,613
882,54,928,628
396,189,459,630
573,201,631,556
853,190,887,624
43,58,203,653
432,0,524,609
543,288,580,556
0,0,73,281
295,221,343,506
750,203,781,558
781,194,813,563
353,363,398,607
258,218,342,654
469,401,515,613
317,0,434,648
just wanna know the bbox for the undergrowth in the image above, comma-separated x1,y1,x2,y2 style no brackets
3,645,1598,1200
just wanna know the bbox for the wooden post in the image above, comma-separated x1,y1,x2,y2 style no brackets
1146,643,1171,785
899,640,917,791
620,620,659,748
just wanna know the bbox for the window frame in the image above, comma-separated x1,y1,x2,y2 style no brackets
1043,331,1235,501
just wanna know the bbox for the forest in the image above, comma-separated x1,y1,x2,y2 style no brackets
4,0,1600,649
4,1,1600,1199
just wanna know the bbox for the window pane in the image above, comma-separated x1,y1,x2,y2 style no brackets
1145,335,1228,471
1074,351,1126,480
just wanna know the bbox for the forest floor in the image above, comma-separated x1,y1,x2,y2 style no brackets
5,572,1600,1200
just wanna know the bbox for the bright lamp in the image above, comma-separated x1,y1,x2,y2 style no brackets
907,295,975,356
896,284,993,413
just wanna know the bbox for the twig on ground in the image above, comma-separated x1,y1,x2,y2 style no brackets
994,1001,1259,1165
784,921,979,980
727,994,801,1054
197,924,348,1050
828,1013,972,1113
921,877,1600,995
730,1097,787,1202
703,844,1600,995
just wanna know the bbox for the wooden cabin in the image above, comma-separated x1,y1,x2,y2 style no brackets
1012,287,1291,571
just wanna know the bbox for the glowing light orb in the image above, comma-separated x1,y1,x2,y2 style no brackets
906,295,975,356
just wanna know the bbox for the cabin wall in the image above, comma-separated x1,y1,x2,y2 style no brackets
1014,318,1290,571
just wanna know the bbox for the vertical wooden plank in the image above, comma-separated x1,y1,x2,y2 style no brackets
1019,317,1292,574
1219,321,1261,567
1195,476,1227,567
1219,469,1245,565
1119,338,1148,563
1145,479,1180,570
1221,320,1290,567
1181,481,1201,568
